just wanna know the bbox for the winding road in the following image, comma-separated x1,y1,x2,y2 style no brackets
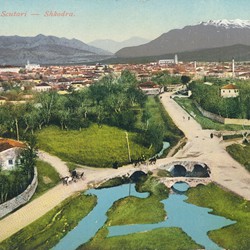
0,92,250,243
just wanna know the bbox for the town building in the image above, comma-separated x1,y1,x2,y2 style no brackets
220,84,239,98
33,82,52,92
139,81,164,95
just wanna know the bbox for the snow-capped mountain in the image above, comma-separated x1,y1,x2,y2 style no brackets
199,19,250,29
116,19,250,58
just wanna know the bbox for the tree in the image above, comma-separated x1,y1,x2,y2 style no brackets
181,75,191,88
36,91,58,126
18,135,37,181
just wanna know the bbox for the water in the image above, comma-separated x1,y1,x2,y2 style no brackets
53,184,149,250
108,183,235,250
54,182,235,250
156,141,170,157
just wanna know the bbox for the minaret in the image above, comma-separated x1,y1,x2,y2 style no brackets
194,61,197,71
232,58,235,78
174,54,178,64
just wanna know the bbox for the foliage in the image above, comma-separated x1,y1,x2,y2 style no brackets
157,169,172,177
151,72,181,86
181,75,191,86
0,169,31,204
187,183,250,250
174,97,250,130
137,96,183,152
0,193,96,250
0,71,146,139
189,81,250,119
226,144,250,172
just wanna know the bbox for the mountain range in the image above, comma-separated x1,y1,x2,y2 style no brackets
0,34,113,65
1,19,250,65
115,19,250,59
88,37,149,53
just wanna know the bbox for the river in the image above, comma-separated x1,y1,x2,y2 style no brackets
54,182,235,250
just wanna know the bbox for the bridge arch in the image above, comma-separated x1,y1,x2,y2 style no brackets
191,164,210,177
129,170,147,182
171,164,187,177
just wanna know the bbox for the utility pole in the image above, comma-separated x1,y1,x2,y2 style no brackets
125,131,131,162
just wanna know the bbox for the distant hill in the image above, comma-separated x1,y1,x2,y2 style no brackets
88,37,149,53
0,34,113,65
102,44,250,64
115,19,250,58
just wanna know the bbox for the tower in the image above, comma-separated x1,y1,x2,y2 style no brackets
232,58,235,78
174,54,178,64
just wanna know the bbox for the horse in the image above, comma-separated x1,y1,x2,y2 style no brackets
79,172,84,179
149,157,157,165
61,176,69,185
66,176,73,185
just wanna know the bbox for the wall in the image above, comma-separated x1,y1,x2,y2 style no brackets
196,103,250,126
0,167,38,218
195,103,225,123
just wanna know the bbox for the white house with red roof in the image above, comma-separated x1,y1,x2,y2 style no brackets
220,83,239,98
139,81,164,95
0,138,24,170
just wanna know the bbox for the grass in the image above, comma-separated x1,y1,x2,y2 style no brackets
36,124,155,168
80,227,202,250
226,143,250,172
80,177,201,250
32,160,61,199
187,183,250,250
174,97,249,131
156,169,172,177
0,192,97,250
106,177,168,226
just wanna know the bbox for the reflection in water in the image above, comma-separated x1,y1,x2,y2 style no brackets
108,182,235,250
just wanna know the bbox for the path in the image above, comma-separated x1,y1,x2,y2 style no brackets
159,92,250,199
1,92,250,242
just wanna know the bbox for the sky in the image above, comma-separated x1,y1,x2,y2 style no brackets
0,0,250,43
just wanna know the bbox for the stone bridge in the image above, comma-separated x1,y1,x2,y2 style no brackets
159,177,212,188
159,160,211,177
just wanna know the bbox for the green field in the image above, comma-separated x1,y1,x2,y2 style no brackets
226,143,250,172
37,124,154,168
174,97,249,131
0,193,96,250
187,183,250,250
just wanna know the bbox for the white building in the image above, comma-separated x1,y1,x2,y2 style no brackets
139,81,164,95
25,61,40,71
220,84,239,98
33,82,52,92
0,139,24,171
